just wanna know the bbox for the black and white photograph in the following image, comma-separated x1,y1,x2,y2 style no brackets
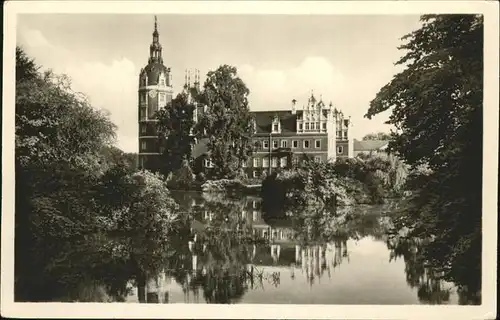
1,1,498,319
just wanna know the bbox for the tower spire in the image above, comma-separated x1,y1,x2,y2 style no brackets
149,15,162,64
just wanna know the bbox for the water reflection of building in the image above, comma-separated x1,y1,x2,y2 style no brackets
168,196,354,296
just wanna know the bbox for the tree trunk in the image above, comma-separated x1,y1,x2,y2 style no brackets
137,271,146,303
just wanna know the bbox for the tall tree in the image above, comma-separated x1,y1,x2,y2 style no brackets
195,65,254,179
156,92,195,177
15,46,118,300
365,15,483,298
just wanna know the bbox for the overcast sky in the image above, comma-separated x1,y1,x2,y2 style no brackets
17,14,423,153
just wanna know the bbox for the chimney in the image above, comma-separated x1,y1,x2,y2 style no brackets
291,99,297,114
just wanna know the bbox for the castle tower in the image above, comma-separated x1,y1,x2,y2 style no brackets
138,16,174,171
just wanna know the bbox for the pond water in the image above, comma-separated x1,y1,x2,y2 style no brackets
122,191,464,305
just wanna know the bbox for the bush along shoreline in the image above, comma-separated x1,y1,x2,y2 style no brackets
261,153,409,209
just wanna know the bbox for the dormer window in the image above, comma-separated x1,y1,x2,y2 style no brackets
272,116,281,133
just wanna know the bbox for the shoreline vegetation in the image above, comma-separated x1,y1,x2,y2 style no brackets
14,15,482,304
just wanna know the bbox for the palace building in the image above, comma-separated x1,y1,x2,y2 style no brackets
243,95,353,179
137,17,353,174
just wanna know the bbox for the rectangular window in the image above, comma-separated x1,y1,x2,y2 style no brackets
273,140,279,149
140,108,146,120
281,140,287,148
253,158,259,167
337,131,342,138
141,125,147,134
263,157,269,168
272,157,278,168
304,140,310,149
337,146,344,154
252,210,258,221
314,156,321,163
280,157,287,167
292,140,298,148
315,140,321,148
298,123,303,131
273,124,279,132
252,201,258,209
263,140,269,149
141,141,147,151
305,123,310,131
160,78,166,86
316,122,320,130
322,122,327,130
253,171,259,178
344,131,348,139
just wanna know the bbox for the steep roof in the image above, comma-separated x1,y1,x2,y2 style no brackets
251,110,298,134
353,139,389,151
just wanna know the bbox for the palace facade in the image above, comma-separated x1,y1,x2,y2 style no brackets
137,17,353,174
241,96,353,179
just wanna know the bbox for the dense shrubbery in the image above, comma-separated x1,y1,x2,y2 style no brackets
201,179,247,194
166,159,198,190
15,47,181,302
261,153,409,210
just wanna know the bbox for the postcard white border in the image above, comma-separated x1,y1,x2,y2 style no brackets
2,1,498,319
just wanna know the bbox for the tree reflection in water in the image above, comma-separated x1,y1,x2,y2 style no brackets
132,194,394,303
129,193,479,305
386,234,452,304
386,231,480,305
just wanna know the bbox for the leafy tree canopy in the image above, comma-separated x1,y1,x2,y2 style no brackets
362,132,392,141
365,15,483,294
15,47,178,302
156,92,195,177
195,65,254,179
